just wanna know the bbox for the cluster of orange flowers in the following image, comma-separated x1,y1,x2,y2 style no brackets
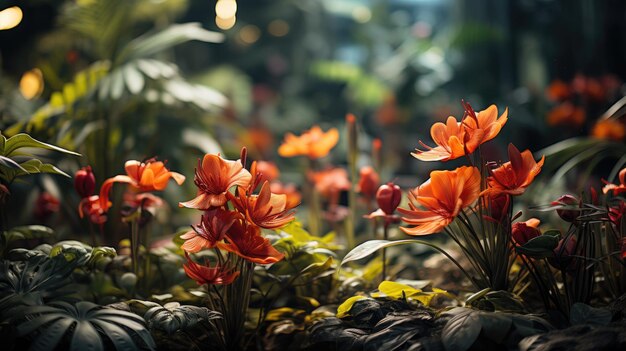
545,75,625,141
178,151,298,285
77,159,186,225
400,102,544,235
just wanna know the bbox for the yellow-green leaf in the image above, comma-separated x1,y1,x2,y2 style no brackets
336,296,367,318
378,281,422,299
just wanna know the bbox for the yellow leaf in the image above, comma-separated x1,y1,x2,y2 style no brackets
265,307,305,322
336,295,367,318
378,280,422,299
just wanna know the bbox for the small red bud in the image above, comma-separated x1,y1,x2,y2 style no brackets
376,182,401,215
512,219,541,245
551,194,579,222
74,166,96,198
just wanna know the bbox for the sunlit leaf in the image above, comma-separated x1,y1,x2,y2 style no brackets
336,296,367,318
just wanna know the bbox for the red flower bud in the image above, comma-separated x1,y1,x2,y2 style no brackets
74,166,96,198
512,218,541,245
357,166,380,200
376,182,401,215
551,194,580,222
549,236,578,271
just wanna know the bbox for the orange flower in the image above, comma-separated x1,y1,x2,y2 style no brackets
277,126,339,159
183,252,239,285
270,181,301,209
254,161,280,183
219,220,285,264
357,166,380,200
482,144,544,197
412,103,507,162
309,167,351,206
546,102,585,127
398,166,481,235
546,80,571,101
179,153,251,210
229,181,297,229
99,159,185,210
180,209,242,253
591,119,626,141
603,168,626,196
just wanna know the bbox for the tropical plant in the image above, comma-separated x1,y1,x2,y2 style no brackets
10,301,155,351
0,253,80,312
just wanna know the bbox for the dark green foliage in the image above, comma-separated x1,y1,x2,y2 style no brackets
12,301,156,351
440,307,553,351
0,253,80,311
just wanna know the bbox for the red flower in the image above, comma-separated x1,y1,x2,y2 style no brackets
100,159,185,210
34,192,60,221
180,209,241,253
608,201,626,227
482,144,544,197
219,220,285,265
484,194,509,221
512,218,541,245
230,181,297,229
179,153,251,210
399,166,481,235
603,168,626,196
74,166,96,198
183,252,239,285
78,195,108,225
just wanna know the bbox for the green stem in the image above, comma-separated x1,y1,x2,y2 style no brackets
382,222,389,282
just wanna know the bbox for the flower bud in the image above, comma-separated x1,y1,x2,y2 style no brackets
549,236,578,271
376,182,401,215
512,218,541,245
74,166,96,198
551,194,579,222
487,194,509,221
357,166,380,200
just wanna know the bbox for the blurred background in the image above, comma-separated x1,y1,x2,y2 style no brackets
0,0,625,234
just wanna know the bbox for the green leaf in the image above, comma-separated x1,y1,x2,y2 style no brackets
569,303,612,326
478,313,512,343
515,234,560,258
123,63,145,94
341,239,434,267
3,133,80,157
119,23,224,62
2,225,55,245
441,308,482,351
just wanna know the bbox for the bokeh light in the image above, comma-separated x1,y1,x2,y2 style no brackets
19,68,44,100
216,15,236,30
0,6,23,31
215,0,237,19
239,25,260,44
268,20,289,37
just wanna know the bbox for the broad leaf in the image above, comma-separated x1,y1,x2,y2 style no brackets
441,308,482,351
569,303,612,326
